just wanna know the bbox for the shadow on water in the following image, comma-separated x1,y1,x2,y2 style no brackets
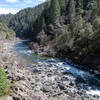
12,40,50,64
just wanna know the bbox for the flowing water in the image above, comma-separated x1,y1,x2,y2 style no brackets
12,40,100,97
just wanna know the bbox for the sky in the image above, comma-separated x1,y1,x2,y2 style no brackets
0,0,46,14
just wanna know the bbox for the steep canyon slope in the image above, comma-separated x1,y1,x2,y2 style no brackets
0,0,100,72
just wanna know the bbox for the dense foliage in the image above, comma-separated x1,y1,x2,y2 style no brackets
32,0,100,68
0,0,99,70
0,14,13,24
0,4,45,38
0,67,10,96
0,21,15,39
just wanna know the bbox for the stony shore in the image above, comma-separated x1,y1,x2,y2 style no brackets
0,39,99,100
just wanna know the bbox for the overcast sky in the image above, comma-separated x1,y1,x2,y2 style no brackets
0,0,46,14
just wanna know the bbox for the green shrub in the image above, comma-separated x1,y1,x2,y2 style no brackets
0,22,15,39
0,67,10,96
93,17,100,29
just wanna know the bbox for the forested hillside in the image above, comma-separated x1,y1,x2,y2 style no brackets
30,0,100,71
27,0,100,69
0,4,45,38
0,1,100,99
0,21,15,39
0,0,100,71
0,13,13,24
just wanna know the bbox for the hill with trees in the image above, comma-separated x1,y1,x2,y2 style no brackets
0,0,100,71
30,0,100,71
0,21,15,40
0,4,45,38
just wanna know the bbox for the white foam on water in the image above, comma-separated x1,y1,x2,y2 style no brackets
19,50,27,54
57,62,87,78
13,40,100,98
87,90,100,96
56,62,70,71
66,67,70,70
27,50,32,53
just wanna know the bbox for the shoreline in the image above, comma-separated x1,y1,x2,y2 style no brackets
26,41,100,78
0,39,100,100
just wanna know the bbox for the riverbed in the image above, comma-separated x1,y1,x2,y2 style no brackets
10,40,100,99
1,39,100,100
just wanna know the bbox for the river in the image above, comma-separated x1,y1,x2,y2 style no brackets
12,40,100,98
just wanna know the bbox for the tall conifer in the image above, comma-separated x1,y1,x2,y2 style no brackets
58,0,66,15
49,0,61,24
68,0,76,23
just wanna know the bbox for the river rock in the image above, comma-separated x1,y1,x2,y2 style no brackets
0,40,100,100
0,96,13,100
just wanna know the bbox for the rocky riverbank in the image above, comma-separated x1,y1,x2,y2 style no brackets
0,39,100,100
27,41,100,77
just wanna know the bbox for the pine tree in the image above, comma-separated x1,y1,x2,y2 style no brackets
91,1,98,20
97,0,100,15
44,0,51,24
58,0,66,15
78,0,83,8
68,0,76,23
49,0,61,24
83,0,89,9
86,0,98,20
76,0,83,14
